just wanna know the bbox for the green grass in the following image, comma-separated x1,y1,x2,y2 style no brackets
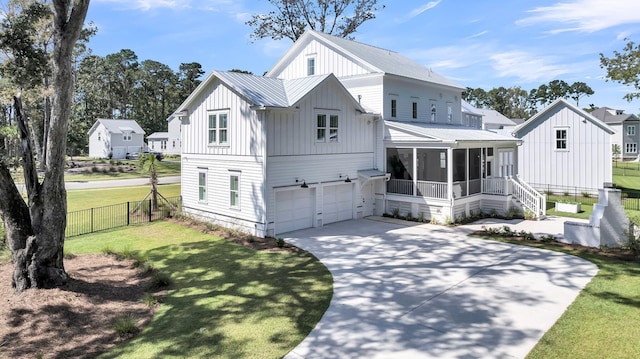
65,221,333,359
473,234,640,359
67,184,181,212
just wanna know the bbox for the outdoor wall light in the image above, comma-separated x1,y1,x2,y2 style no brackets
339,174,352,183
296,178,308,188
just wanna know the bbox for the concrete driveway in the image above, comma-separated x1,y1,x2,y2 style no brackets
283,217,597,359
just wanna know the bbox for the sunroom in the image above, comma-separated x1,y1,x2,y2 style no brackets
383,122,543,221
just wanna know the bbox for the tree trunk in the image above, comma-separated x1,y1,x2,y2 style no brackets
0,0,90,293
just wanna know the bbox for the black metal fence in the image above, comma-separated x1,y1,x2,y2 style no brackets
66,196,182,238
528,183,640,212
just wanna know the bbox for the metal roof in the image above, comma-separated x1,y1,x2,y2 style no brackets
147,132,169,139
215,71,288,107
90,119,145,135
386,121,518,142
307,31,465,90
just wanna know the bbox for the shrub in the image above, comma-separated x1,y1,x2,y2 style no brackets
113,314,138,336
563,191,570,197
141,293,159,307
540,234,556,243
524,209,535,220
391,207,400,219
91,166,99,173
101,245,115,256
582,192,591,198
109,166,117,172
544,190,554,196
444,216,453,225
626,230,640,257
430,216,439,224
276,238,285,248
418,212,426,223
500,225,514,236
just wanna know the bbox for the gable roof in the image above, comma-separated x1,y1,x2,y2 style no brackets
88,119,145,135
590,106,639,124
512,98,615,136
172,70,366,115
385,121,518,143
267,30,465,90
147,132,169,139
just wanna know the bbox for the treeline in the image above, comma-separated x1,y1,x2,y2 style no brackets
463,80,595,119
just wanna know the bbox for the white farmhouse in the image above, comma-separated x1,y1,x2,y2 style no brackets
87,119,145,159
147,116,182,155
590,107,640,161
512,98,615,193
172,30,545,237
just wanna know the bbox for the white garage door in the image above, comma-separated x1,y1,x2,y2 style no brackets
275,189,315,234
323,184,353,225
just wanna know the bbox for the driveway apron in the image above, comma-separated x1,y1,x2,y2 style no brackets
283,218,597,359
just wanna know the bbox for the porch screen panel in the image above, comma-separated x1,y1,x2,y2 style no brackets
468,148,481,194
387,148,413,180
417,149,447,182
453,149,467,197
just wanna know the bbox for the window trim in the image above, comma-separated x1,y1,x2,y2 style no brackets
412,101,418,119
446,102,453,123
627,125,636,136
207,110,230,146
315,110,340,143
198,169,207,203
430,101,437,122
229,172,240,209
123,133,132,141
554,127,569,151
391,98,397,118
626,142,638,154
307,56,316,76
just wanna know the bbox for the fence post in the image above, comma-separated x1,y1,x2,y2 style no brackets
148,200,152,222
90,207,94,233
127,201,130,226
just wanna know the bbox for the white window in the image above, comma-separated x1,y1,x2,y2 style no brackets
230,173,240,209
627,125,636,136
412,102,418,119
161,141,166,150
316,113,339,142
447,102,453,123
172,140,176,148
198,170,207,202
626,143,638,153
555,128,568,150
98,132,101,141
307,57,315,76
151,142,155,149
208,111,229,145
123,133,132,141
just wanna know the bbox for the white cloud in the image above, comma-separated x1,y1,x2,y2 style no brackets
395,1,441,23
490,51,572,82
467,30,488,39
517,0,640,33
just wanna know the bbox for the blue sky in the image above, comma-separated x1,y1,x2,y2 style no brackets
84,0,640,113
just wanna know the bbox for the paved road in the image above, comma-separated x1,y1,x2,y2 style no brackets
283,217,596,359
64,176,181,190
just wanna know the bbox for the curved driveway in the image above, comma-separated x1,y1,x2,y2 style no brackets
283,217,597,359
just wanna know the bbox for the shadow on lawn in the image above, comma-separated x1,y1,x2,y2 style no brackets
99,239,332,359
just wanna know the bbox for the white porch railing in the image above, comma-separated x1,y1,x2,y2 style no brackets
416,181,448,199
387,179,414,196
482,177,509,194
511,176,546,218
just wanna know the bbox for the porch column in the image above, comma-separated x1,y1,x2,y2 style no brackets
466,148,469,196
413,148,418,197
447,147,453,200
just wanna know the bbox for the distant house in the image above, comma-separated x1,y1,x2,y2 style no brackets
87,119,145,159
171,30,544,237
512,98,615,192
461,100,520,130
590,107,640,161
147,117,181,155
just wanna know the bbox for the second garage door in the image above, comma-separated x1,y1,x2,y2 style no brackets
323,184,353,225
275,189,315,235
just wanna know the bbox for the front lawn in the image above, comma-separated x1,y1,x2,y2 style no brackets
64,158,181,182
65,221,333,359
67,183,181,212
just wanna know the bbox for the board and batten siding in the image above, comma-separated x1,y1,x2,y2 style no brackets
340,75,384,114
273,39,370,80
182,154,266,235
267,79,374,156
181,78,265,157
517,105,612,190
383,77,462,124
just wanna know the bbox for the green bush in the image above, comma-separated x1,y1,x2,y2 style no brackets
113,314,138,336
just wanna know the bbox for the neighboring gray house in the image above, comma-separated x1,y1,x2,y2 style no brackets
590,107,640,161
147,116,181,155
513,98,615,193
88,119,145,159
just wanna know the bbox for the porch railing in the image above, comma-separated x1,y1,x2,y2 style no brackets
482,177,509,194
511,176,546,218
416,181,448,199
387,179,414,196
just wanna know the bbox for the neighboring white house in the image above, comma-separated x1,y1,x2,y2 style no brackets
590,107,640,161
171,30,544,237
147,116,182,155
512,98,615,193
87,119,145,159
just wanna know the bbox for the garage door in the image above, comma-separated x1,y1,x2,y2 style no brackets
275,189,315,234
323,184,353,224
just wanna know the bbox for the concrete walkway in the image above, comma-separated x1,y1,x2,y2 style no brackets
282,217,597,359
